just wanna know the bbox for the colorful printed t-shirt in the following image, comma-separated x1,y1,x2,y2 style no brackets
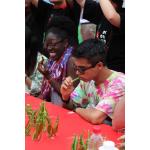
70,71,125,119
40,46,73,102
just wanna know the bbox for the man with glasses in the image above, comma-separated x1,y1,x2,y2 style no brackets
60,39,125,125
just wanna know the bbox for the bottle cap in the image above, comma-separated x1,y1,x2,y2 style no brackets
103,141,115,147
98,141,119,150
92,126,101,134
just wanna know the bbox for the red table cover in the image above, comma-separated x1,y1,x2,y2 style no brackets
25,94,122,150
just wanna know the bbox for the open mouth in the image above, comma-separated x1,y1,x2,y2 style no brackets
49,52,56,58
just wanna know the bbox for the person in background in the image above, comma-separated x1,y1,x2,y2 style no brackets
25,0,54,57
48,0,81,44
75,0,125,73
25,26,48,96
80,21,96,41
79,8,96,41
61,39,125,124
38,16,78,107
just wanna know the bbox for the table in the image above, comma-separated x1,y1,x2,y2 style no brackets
25,94,122,150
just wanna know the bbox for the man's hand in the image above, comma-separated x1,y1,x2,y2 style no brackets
60,76,75,101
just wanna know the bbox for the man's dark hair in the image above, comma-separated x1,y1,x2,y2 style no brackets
72,39,107,66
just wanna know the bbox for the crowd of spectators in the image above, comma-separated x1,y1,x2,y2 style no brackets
25,0,125,143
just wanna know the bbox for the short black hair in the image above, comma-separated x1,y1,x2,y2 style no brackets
72,39,107,66
46,15,77,46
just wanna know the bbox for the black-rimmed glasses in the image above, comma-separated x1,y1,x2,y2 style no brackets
73,64,97,74
47,39,64,49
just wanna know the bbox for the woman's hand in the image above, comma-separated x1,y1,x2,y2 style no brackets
38,57,45,74
38,57,50,80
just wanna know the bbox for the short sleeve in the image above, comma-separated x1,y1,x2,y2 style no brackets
95,75,125,118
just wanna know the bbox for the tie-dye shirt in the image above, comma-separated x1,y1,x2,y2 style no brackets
70,71,125,119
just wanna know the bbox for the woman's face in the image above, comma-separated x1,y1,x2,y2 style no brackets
44,32,68,60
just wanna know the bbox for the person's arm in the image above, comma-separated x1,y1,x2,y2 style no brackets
82,0,103,25
75,107,107,124
66,57,79,87
60,76,75,101
48,78,62,95
61,57,80,109
112,96,125,131
98,0,121,27
31,0,39,7
75,0,85,8
38,59,62,95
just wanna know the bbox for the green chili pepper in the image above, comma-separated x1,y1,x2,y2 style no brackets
47,116,53,137
47,124,53,137
32,123,43,140
72,135,78,150
25,120,31,136
85,131,91,149
25,102,59,141
52,116,59,135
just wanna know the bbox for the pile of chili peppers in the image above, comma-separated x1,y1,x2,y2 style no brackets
25,102,59,141
72,132,91,150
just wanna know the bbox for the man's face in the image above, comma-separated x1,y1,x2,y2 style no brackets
73,58,99,82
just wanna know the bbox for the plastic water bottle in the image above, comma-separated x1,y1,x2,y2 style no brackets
87,126,103,150
98,141,119,150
